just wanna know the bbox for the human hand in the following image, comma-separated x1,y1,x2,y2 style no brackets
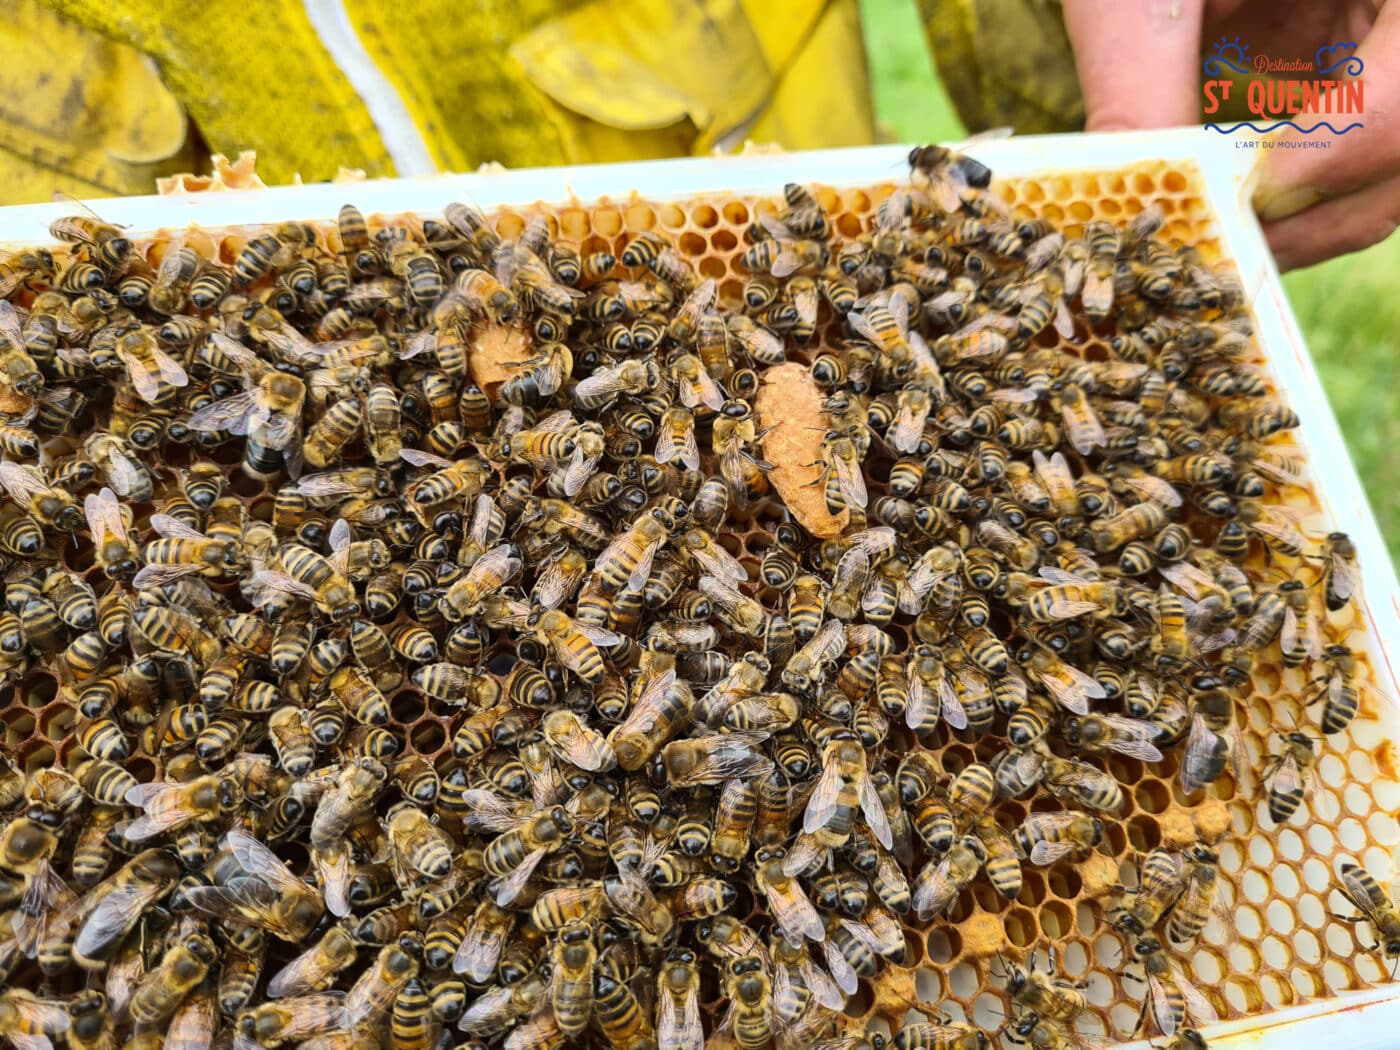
1062,0,1398,270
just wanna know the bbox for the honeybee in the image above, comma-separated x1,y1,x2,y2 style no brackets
250,541,359,623
908,132,1005,211
540,708,615,773
1013,811,1104,865
1319,532,1360,613
0,461,81,534
84,434,153,502
237,992,349,1049
267,923,358,998
594,509,671,593
1017,648,1108,716
72,849,182,970
1003,949,1088,1024
187,830,324,941
343,936,420,1027
913,834,986,919
128,932,218,1026
189,359,306,479
1165,845,1222,944
0,989,69,1050
1109,847,1187,935
122,773,241,840
803,735,894,850
310,757,387,849
482,805,574,906
84,489,139,580
1062,712,1164,762
894,1019,991,1050
1335,860,1400,969
1131,936,1219,1038
1311,643,1364,735
1041,756,1124,812
662,733,773,789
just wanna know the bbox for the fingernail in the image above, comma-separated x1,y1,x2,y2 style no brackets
1253,183,1326,222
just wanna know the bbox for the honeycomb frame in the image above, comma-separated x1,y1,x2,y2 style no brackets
0,138,1397,1046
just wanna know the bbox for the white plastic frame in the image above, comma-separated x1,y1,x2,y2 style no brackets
0,127,1396,1047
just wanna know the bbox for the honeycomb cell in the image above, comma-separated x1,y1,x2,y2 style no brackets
36,702,75,739
18,741,54,773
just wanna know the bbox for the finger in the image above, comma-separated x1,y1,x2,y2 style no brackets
1253,2,1400,221
1063,0,1206,130
1263,169,1400,270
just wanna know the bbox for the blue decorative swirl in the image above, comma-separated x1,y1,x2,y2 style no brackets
1204,55,1252,75
1316,43,1364,77
1204,121,1365,135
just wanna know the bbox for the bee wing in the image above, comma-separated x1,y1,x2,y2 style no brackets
1082,269,1113,316
905,668,933,731
1120,472,1184,508
858,771,895,850
1098,714,1165,762
1028,839,1077,866
659,981,704,1050
247,569,320,605
258,325,321,365
1045,594,1103,620
890,408,924,454
1031,449,1075,502
74,878,166,960
13,860,75,956
562,445,601,497
802,758,846,836
225,829,321,904
687,538,747,587
655,415,699,472
1173,965,1220,1026
534,557,581,611
0,460,47,503
188,391,258,435
1038,670,1091,717
576,361,640,404
845,310,883,347
792,284,818,325
314,845,352,918
1180,715,1222,792
763,878,824,947
692,367,726,413
344,962,404,1028
939,677,969,731
1157,561,1219,601
913,857,958,916
543,712,616,772
268,940,339,998
398,448,454,470
1249,514,1307,551
0,300,26,347
832,450,868,508
1328,549,1359,603
131,563,205,589
81,487,126,545
122,781,198,838
151,345,190,388
458,789,532,833
149,513,207,540
453,917,509,983
800,955,848,1010
493,846,547,907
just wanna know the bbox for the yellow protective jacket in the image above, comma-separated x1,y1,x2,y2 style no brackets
0,0,876,202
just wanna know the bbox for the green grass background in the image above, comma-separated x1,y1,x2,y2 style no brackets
860,0,1400,568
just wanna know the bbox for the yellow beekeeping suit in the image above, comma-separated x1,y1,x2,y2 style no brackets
0,0,875,203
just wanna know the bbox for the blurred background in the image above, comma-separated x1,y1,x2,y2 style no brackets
863,0,1400,570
